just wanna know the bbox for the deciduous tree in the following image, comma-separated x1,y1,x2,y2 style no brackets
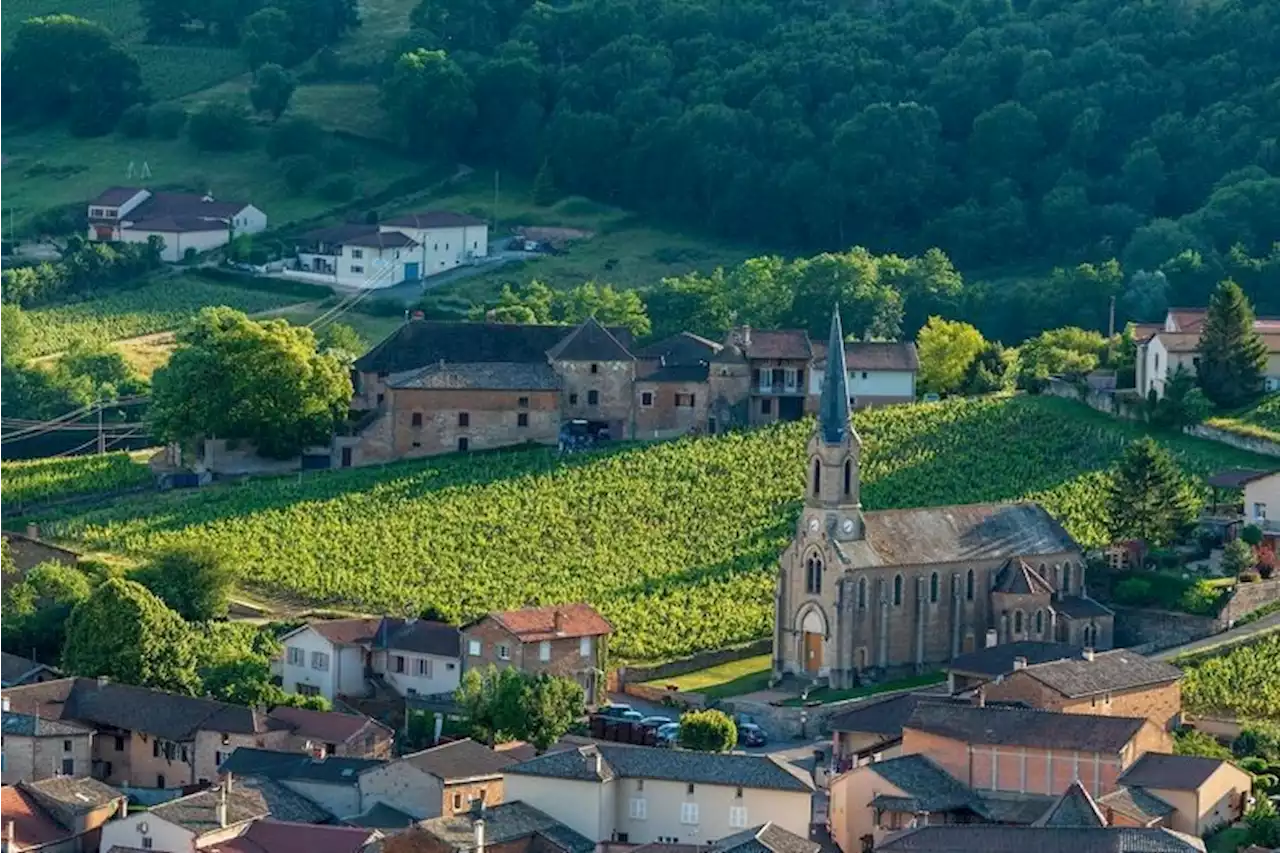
677,709,736,752
917,317,986,395
249,64,296,120
136,546,235,622
381,49,474,159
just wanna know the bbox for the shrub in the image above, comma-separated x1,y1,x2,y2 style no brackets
281,155,324,192
678,709,737,752
1234,722,1280,762
148,103,188,139
187,101,252,152
1114,576,1153,605
1241,524,1264,546
316,175,357,202
267,117,321,160
117,104,150,138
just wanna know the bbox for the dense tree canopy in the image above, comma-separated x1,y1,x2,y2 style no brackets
1197,279,1268,410
1106,438,1200,547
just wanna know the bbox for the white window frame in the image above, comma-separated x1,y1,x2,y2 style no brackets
629,797,647,820
468,639,481,657
351,248,364,259
580,636,592,658
351,264,364,274
287,646,304,666
1254,502,1267,521
416,658,432,677
680,802,699,825
539,641,551,662
729,805,748,828
497,644,511,661
311,651,329,671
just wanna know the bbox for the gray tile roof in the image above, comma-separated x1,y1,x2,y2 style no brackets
1054,596,1115,619
876,826,1206,852
219,747,384,784
866,755,980,813
402,738,514,781
382,211,487,229
838,502,1078,568
415,801,594,853
354,321,633,375
21,776,124,826
1020,650,1182,698
742,330,812,360
711,823,820,853
346,801,418,830
813,341,920,372
234,776,334,825
828,692,951,736
546,316,635,362
387,361,561,391
1097,787,1176,824
150,785,269,837
638,364,711,383
505,744,814,793
379,618,462,657
994,558,1056,595
634,332,722,364
2,710,93,737
1033,780,1107,827
346,230,419,249
974,792,1057,825
904,704,1147,753
1,652,59,687
947,642,1086,678
1118,753,1233,791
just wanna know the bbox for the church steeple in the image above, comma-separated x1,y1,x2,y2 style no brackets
819,305,854,445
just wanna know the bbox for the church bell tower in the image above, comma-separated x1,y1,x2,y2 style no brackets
802,305,863,541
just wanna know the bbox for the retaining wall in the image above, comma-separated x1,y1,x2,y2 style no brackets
1186,424,1280,458
1221,577,1280,624
1112,606,1219,651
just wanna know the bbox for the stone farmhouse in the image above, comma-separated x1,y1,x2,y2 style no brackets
1136,306,1280,398
773,308,1113,686
2,776,126,853
344,314,918,466
86,187,266,262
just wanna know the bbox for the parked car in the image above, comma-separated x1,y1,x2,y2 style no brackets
597,703,635,720
639,715,673,729
656,722,680,747
618,710,645,723
737,722,768,747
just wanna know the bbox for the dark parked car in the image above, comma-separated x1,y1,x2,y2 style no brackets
597,703,635,720
737,722,768,747
639,715,674,729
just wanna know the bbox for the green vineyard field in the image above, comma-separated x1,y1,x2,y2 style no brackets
1181,634,1280,720
2,451,154,507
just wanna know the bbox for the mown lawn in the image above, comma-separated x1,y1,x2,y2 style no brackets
780,671,947,706
642,655,774,699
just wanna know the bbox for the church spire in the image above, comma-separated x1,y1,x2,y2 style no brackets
819,305,853,445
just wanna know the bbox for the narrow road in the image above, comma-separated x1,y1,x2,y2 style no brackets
1152,610,1280,661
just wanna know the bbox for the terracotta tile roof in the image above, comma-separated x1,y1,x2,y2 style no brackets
210,820,377,853
402,738,515,781
1019,649,1183,698
1118,753,1234,791
303,618,384,647
1,785,71,848
486,603,613,641
813,341,920,372
904,704,1147,753
382,211,487,229
1156,330,1280,353
267,705,392,746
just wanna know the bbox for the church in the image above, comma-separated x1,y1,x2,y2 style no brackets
772,307,1115,688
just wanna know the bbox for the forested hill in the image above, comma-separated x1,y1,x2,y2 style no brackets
412,0,1278,271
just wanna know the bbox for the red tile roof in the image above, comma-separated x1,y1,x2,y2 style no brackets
487,603,613,641
210,820,375,853
2,785,70,849
267,705,392,746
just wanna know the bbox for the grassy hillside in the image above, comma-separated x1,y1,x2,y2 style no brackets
1205,394,1280,444
24,396,1272,661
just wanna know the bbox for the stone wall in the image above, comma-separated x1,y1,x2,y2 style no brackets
1112,606,1219,651
1221,577,1280,624
617,639,771,688
1043,379,1144,420
1187,424,1280,458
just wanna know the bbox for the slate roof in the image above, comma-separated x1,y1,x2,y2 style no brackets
638,363,711,383
291,617,460,658
1018,650,1183,698
266,705,393,746
347,801,418,830
90,186,147,206
545,316,635,362
2,710,93,737
994,558,1056,595
876,826,1206,852
150,785,270,836
711,823,821,853
402,738,515,781
354,321,634,375
1097,786,1176,824
1119,753,1234,791
22,776,125,818
415,801,595,853
129,216,229,234
233,775,335,825
813,341,920,372
865,754,981,813
505,744,814,793
485,603,613,642
634,331,722,364
1054,596,1116,619
947,642,1085,678
210,820,375,853
1206,469,1277,489
387,361,561,391
2,785,69,849
828,692,956,736
346,230,420,249
1034,780,1107,828
904,704,1147,753
1,678,286,741
382,211,487,229
975,792,1058,825
743,329,812,360
218,746,384,784
128,191,249,220
834,502,1078,568
1,651,59,687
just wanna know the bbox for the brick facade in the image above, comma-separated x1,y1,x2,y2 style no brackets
982,672,1182,736
461,618,608,704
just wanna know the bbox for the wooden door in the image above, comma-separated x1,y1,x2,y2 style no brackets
804,632,823,673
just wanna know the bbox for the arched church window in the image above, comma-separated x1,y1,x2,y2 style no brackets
929,572,939,604
857,577,867,609
965,569,975,601
893,574,903,606
1014,610,1024,634
1062,563,1072,593
806,554,823,595
1035,609,1044,634
843,460,852,497
812,459,821,496
1083,622,1095,647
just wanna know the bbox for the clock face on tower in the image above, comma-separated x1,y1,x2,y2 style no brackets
808,517,820,533
841,518,855,534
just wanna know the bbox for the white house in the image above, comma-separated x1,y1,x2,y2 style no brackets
86,186,266,262
290,211,489,289
278,617,461,703
810,341,918,408
1137,307,1280,397
97,783,267,853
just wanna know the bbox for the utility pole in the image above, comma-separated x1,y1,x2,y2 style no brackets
1108,295,1116,339
492,170,500,231
97,400,105,454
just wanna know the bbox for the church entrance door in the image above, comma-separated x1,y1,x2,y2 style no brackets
803,631,823,673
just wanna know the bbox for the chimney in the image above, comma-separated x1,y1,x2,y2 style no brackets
985,629,998,649
25,523,39,539
471,799,486,853
1012,656,1028,670
118,797,128,819
1082,647,1095,662
2,697,9,712
553,609,566,635
7,820,15,851
971,688,986,708
216,783,228,828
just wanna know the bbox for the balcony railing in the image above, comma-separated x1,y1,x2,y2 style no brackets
755,382,805,396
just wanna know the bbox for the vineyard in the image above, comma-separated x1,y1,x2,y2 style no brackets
26,278,306,356
1180,634,1280,721
2,451,154,508
30,395,1273,661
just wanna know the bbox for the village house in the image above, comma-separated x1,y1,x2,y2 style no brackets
216,748,385,820
1,777,125,853
629,824,820,853
461,604,613,705
977,648,1184,733
1,709,94,785
85,187,266,262
96,780,270,852
277,617,462,703
384,801,595,853
1136,307,1280,398
1,655,62,690
828,693,958,773
205,820,382,853
265,706,394,760
1102,753,1252,837
291,211,489,288
944,641,1085,693
359,739,514,822
502,743,815,844
774,308,1113,686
